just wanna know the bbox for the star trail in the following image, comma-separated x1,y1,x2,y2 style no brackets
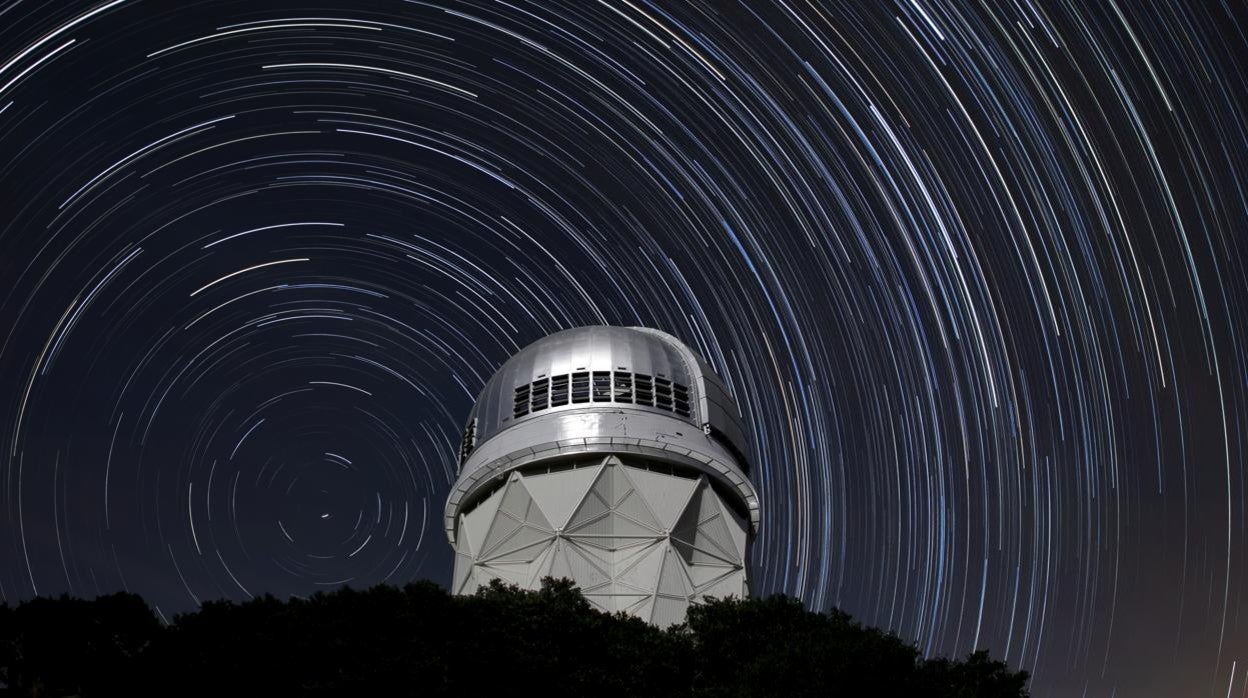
1,1,1246,694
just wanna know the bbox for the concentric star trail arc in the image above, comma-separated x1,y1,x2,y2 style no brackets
0,2,1245,695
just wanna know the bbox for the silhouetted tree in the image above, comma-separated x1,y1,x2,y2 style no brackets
681,595,1028,697
919,650,1033,697
681,595,927,696
0,592,161,697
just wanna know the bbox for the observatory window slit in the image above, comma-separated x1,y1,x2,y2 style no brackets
634,374,653,406
530,377,550,412
513,385,530,417
571,372,590,402
592,371,611,401
458,418,477,464
655,377,673,410
550,374,569,406
613,372,632,402
674,383,690,416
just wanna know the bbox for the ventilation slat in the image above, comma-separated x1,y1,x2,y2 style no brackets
592,371,611,401
530,378,550,414
634,374,653,406
551,375,569,406
613,372,632,403
458,418,478,464
571,372,590,403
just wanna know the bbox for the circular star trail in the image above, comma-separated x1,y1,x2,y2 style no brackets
1,2,1246,695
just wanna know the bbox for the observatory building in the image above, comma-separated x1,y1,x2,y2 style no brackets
444,326,761,626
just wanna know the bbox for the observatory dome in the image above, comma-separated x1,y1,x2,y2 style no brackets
444,326,761,624
464,325,750,467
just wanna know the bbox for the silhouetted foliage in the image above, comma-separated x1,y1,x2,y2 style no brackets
0,592,161,697
0,580,1028,697
682,595,1027,697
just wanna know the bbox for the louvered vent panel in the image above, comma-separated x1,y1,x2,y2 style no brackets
592,371,611,401
458,418,477,464
512,372,692,420
530,377,550,412
550,374,569,406
634,374,653,406
571,372,590,403
513,383,530,417
613,372,633,403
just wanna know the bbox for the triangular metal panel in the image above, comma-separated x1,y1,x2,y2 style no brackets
564,540,611,589
566,490,610,531
586,593,648,614
498,475,534,521
613,594,650,610
478,561,529,586
651,596,688,627
606,460,635,507
672,494,733,565
671,537,738,566
548,540,575,582
566,538,614,568
612,489,662,532
583,595,612,613
461,487,504,557
566,510,613,535
454,526,476,591
697,570,747,599
482,525,553,562
623,467,699,529
486,478,553,542
612,538,663,569
692,480,724,524
585,464,622,516
569,536,660,554
624,594,652,615
672,484,742,565
610,537,659,557
566,458,635,525
518,480,553,531
672,483,705,541
657,544,691,597
456,519,474,558
480,484,524,557
525,540,558,587
687,563,737,588
521,464,601,530
460,571,480,595
578,580,615,594
452,554,474,594
570,511,660,538
630,595,655,623
696,515,741,564
722,496,748,553
616,542,664,591
564,534,615,554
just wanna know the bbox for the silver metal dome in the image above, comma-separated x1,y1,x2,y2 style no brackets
461,326,751,468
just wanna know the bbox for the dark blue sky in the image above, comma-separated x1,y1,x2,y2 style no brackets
1,2,1246,695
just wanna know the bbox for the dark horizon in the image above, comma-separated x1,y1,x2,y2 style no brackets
0,579,1031,696
1,2,1246,695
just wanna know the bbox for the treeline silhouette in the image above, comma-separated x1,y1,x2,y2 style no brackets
0,578,1028,697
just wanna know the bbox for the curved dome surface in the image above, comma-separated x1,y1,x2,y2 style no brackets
459,325,751,473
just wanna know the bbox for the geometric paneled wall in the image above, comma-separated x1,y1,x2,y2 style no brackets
452,454,750,627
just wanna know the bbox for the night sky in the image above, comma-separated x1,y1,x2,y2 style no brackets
0,1,1245,694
